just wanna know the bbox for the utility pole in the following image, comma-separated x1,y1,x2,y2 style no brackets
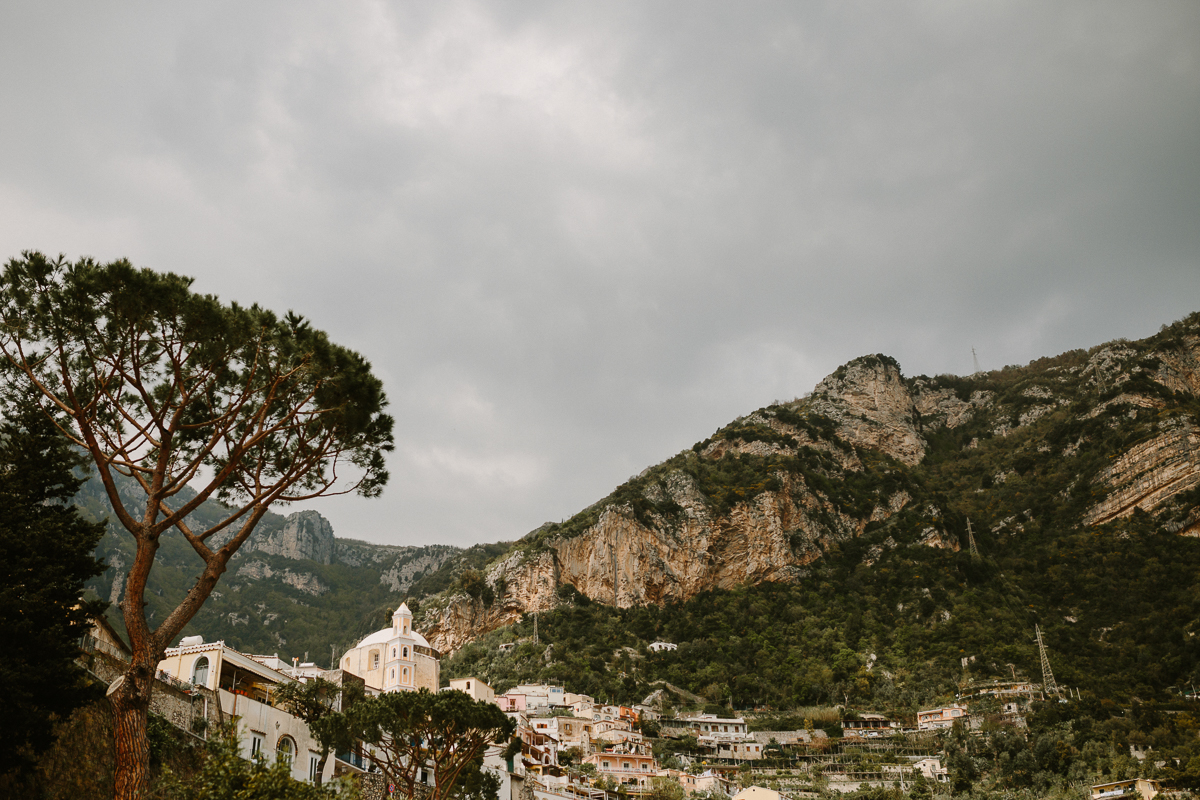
966,519,980,560
1036,625,1059,698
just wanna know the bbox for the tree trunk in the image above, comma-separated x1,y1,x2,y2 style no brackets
315,751,327,787
109,660,155,800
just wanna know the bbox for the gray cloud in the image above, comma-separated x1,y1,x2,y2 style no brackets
1,1,1197,546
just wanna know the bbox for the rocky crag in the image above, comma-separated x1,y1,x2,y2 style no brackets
78,476,462,659
421,317,1200,653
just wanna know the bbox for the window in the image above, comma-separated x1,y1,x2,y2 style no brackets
191,656,209,686
641,763,649,771
403,646,409,658
309,754,321,782
392,647,397,658
250,734,264,757
602,761,611,770
390,669,395,682
277,736,295,769
466,681,471,690
402,667,408,682
344,657,350,668
623,762,631,770
372,651,380,669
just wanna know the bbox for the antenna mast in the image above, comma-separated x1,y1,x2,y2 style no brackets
1036,625,1060,698
966,518,980,560
972,347,981,375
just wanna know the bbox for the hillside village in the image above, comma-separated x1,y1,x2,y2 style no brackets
78,598,1193,800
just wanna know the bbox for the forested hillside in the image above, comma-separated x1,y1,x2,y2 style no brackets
434,312,1200,712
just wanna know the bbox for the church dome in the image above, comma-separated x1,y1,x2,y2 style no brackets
353,627,431,650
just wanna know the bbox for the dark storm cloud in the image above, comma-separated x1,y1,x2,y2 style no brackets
1,1,1197,546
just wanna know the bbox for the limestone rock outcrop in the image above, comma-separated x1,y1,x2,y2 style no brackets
236,559,330,596
245,510,336,564
807,355,927,466
422,467,914,653
1082,334,1200,529
378,547,461,592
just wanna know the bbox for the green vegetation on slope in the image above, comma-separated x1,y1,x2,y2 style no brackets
444,313,1200,713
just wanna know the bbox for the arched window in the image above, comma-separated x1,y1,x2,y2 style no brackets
402,667,408,683
345,657,351,668
402,646,409,659
191,656,209,686
390,668,395,682
277,736,295,768
392,647,397,658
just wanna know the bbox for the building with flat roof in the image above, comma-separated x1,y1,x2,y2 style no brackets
158,638,341,784
448,676,495,704
917,705,969,731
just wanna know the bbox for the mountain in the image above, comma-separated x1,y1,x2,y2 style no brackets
417,312,1200,707
77,477,464,662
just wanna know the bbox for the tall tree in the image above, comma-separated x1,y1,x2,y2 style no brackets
0,252,395,800
0,396,107,778
273,676,363,787
338,688,515,800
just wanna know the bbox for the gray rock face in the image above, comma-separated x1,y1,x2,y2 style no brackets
246,510,335,564
378,547,459,592
236,559,330,596
808,355,927,466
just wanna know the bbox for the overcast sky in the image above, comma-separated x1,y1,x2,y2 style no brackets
2,2,1197,549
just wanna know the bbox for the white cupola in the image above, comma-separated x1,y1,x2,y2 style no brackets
392,602,412,635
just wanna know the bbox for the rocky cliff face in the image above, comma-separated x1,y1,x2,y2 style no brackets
422,355,943,652
236,559,330,596
423,320,1200,654
244,510,336,563
808,355,927,466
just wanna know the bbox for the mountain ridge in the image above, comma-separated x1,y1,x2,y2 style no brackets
415,314,1200,660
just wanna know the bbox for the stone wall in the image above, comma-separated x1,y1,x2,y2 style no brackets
80,637,225,736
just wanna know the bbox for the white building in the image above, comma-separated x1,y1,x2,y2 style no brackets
648,642,678,653
338,603,440,693
157,638,336,784
913,757,948,783
680,714,747,740
732,787,784,800
510,683,565,713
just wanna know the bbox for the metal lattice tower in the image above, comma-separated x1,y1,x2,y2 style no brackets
966,518,980,560
972,347,981,374
1036,625,1060,697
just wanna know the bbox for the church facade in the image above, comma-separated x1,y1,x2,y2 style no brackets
339,603,440,693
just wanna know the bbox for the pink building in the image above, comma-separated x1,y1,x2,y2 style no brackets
497,692,526,712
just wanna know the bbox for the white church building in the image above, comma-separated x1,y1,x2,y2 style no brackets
339,602,440,693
